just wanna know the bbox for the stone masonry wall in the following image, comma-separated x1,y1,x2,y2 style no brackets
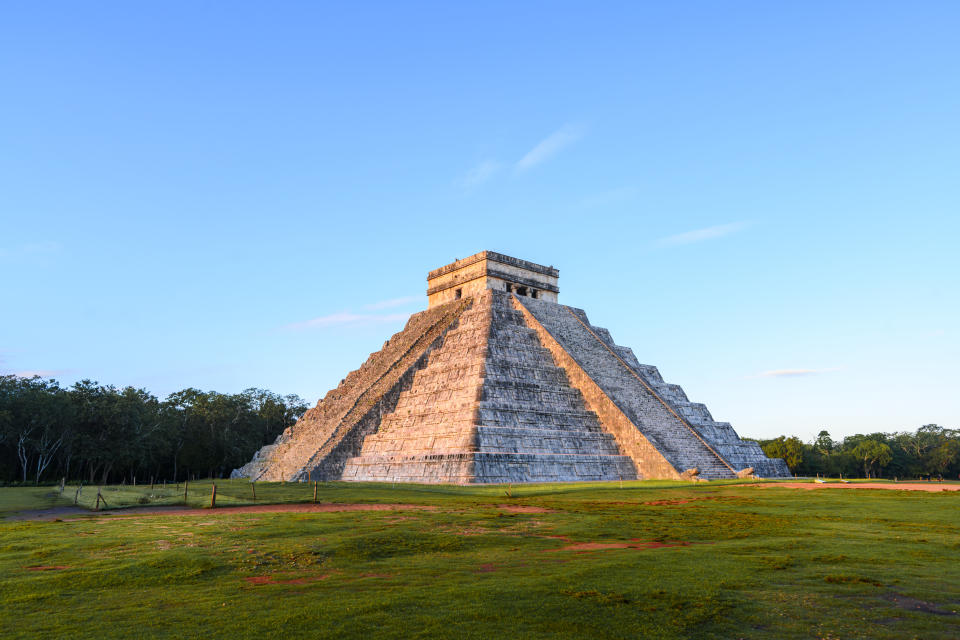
233,298,470,481
343,291,637,483
517,297,738,479
512,297,680,480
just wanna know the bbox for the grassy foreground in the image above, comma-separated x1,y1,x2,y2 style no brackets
1,480,958,639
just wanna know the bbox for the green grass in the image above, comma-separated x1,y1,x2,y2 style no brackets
2,480,959,639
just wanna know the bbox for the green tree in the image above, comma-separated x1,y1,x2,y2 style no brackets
851,439,893,478
761,436,804,472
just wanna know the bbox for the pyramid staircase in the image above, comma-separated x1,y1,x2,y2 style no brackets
234,298,471,481
235,262,791,483
341,291,637,483
516,297,737,479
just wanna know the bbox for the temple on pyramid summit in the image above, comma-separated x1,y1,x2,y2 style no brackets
235,251,790,483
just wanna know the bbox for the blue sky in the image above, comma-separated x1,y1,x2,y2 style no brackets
2,2,958,441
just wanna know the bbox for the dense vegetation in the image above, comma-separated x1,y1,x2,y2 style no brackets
2,374,957,484
755,425,960,480
0,375,307,485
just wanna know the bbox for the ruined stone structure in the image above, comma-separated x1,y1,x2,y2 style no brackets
235,251,790,483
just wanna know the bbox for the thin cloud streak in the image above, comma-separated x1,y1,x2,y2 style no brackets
285,311,409,330
515,124,583,173
657,222,748,247
0,241,62,261
364,296,419,311
752,367,841,378
459,160,501,189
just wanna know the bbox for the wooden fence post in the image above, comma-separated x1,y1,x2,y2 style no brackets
313,481,318,504
74,484,82,505
251,482,256,501
184,480,189,505
210,483,217,509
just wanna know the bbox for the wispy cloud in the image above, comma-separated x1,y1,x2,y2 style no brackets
364,296,419,311
0,241,62,261
458,160,502,190
657,222,749,247
752,367,841,379
285,311,409,330
516,124,584,173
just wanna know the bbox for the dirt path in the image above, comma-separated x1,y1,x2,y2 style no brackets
765,482,960,492
7,503,439,521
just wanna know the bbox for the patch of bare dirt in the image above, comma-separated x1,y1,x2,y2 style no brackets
14,503,439,522
767,483,960,492
26,565,71,571
883,593,957,615
5,507,90,521
476,563,498,573
244,573,333,586
544,540,691,553
495,504,556,513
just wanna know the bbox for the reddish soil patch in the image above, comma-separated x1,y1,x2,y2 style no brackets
61,503,437,521
495,504,555,513
767,483,960,492
477,563,498,573
642,496,745,506
545,540,690,553
245,574,332,586
26,565,71,571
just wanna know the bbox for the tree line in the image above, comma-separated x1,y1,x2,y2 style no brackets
0,375,308,485
755,425,960,479
3,373,956,483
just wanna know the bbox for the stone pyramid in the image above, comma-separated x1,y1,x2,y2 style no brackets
235,252,789,483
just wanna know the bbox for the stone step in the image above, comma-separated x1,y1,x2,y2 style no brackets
516,296,736,480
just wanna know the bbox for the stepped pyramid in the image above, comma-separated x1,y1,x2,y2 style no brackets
235,251,789,483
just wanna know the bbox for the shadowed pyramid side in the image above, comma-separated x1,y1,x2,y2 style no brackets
516,296,738,479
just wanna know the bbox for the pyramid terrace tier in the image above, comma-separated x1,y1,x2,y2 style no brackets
234,286,791,483
342,452,638,484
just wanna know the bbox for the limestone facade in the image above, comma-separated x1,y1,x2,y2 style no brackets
234,252,791,483
427,251,559,307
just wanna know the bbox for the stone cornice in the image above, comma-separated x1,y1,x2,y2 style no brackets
427,251,559,281
427,266,560,296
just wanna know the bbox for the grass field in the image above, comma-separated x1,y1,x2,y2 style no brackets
1,479,958,639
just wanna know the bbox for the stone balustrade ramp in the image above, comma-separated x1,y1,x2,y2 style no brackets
233,298,471,482
576,315,790,478
515,296,739,480
341,291,638,483
233,253,790,483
